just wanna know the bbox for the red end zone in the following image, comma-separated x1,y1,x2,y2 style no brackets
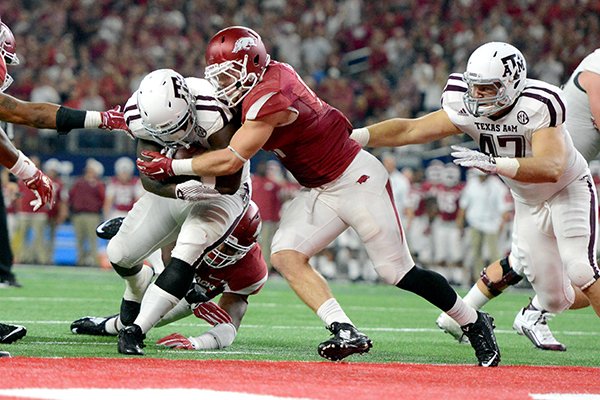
0,357,598,400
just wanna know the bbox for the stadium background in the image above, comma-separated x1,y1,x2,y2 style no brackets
0,1,599,266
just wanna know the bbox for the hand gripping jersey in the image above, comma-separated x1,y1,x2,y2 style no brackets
195,244,268,297
124,76,250,183
241,61,361,188
562,49,600,162
442,74,588,205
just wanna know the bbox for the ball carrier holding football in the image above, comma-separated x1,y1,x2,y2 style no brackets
106,68,252,355
137,26,500,366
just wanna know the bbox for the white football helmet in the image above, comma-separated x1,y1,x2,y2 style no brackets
136,69,203,148
463,42,527,117
442,163,461,187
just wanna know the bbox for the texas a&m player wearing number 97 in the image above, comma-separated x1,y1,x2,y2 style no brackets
354,42,600,351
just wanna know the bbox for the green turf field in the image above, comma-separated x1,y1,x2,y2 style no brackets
1,265,598,366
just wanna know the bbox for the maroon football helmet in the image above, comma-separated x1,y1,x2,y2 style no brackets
204,201,262,268
0,20,19,66
204,26,271,107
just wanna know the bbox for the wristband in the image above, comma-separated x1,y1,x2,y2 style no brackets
227,145,248,163
9,151,38,180
350,127,370,147
84,111,102,129
495,157,520,178
56,106,86,135
172,158,195,176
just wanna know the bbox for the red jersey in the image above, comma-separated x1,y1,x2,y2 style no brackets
106,176,141,212
195,244,268,297
251,174,283,222
436,183,464,222
242,61,361,188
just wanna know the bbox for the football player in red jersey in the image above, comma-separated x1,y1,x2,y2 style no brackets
136,26,500,365
71,201,267,351
0,18,127,346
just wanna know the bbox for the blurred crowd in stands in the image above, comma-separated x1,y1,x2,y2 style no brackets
1,0,599,282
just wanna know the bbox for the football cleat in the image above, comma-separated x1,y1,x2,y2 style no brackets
70,315,118,336
318,322,373,362
0,323,26,344
435,312,469,344
118,324,146,355
96,217,125,240
461,311,500,367
513,307,566,351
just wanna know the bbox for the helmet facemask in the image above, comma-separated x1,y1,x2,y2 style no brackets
143,97,200,149
0,72,13,92
204,236,256,269
205,53,270,108
463,74,510,117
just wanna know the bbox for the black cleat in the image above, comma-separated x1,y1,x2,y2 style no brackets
118,324,146,355
461,311,501,367
318,322,372,361
0,323,26,344
96,217,125,240
71,314,118,336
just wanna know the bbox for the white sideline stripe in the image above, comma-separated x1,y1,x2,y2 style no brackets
531,395,600,399
13,320,598,337
0,389,314,400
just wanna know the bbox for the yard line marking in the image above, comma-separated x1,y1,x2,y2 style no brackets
11,320,599,337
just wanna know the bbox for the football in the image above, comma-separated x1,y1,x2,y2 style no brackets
165,144,206,184
172,143,206,159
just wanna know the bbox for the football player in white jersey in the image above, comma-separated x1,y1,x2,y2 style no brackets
563,49,600,162
431,49,600,351
351,42,600,351
109,69,252,355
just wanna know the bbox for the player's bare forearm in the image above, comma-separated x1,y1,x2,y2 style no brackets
191,148,243,177
218,293,248,330
0,128,19,168
366,110,460,147
0,93,59,128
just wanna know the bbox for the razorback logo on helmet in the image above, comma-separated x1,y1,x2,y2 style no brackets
232,37,257,53
501,53,525,82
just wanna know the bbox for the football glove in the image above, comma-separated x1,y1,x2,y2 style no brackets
156,333,196,350
192,301,233,326
450,145,497,174
99,106,130,134
136,150,175,180
23,169,55,211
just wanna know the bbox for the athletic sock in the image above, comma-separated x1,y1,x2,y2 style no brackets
316,298,353,327
445,297,478,326
123,264,155,302
462,285,491,309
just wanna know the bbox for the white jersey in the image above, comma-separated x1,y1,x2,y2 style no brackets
442,73,588,205
123,76,251,183
562,49,600,161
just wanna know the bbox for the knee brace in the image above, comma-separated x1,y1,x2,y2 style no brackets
480,256,523,296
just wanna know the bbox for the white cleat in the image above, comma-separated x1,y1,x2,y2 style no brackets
436,312,469,344
513,307,566,351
